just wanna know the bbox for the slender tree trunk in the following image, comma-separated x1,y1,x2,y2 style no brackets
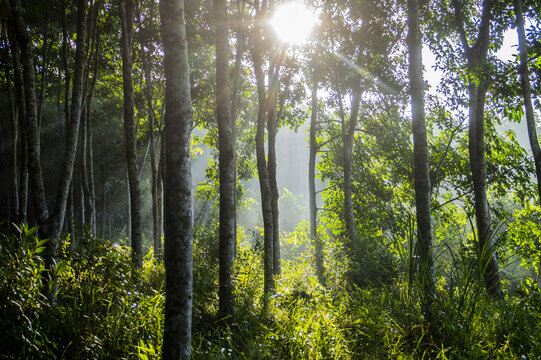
144,57,161,257
7,0,87,301
407,0,435,323
7,23,28,225
36,6,51,130
80,103,92,231
230,6,246,252
5,43,19,227
125,166,131,239
267,60,281,276
251,30,275,294
309,77,325,285
158,133,165,238
214,0,237,320
160,0,194,358
453,0,502,298
515,0,541,206
6,0,49,230
100,165,106,237
343,84,360,250
18,128,28,224
119,0,143,269
84,34,100,237
47,0,87,250
86,103,96,236
62,0,74,240
141,0,161,256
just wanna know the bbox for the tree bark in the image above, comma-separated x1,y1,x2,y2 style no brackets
251,24,275,294
407,0,435,323
268,59,281,276
141,0,161,257
119,0,143,269
342,80,360,250
144,58,161,257
309,77,325,285
160,0,194,358
515,0,541,206
452,0,502,298
46,0,87,249
8,23,28,225
7,0,87,301
86,101,96,236
6,0,49,230
4,33,19,227
214,0,237,320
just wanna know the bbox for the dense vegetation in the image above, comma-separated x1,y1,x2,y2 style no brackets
1,0,541,358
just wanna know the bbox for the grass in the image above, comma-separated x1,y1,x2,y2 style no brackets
1,223,541,359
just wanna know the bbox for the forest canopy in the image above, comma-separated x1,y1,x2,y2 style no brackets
1,0,541,358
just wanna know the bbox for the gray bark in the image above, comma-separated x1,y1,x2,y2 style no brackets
268,60,281,276
144,58,161,257
336,71,360,250
119,0,143,269
7,22,28,225
515,0,541,206
160,0,194,358
453,0,502,298
309,77,325,285
6,0,49,230
142,1,162,257
5,32,19,226
251,26,275,294
214,0,237,320
407,0,435,322
46,0,87,249
6,0,87,301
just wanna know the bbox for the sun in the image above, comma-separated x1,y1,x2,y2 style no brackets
269,2,316,45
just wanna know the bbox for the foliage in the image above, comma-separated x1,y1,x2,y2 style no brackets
0,228,164,359
2,221,541,359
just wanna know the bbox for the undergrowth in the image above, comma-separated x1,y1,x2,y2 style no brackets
1,223,541,359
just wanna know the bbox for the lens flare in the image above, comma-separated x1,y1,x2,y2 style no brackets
270,3,316,45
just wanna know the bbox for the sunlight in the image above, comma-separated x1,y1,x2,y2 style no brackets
269,2,316,45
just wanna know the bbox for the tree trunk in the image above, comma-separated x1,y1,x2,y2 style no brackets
6,0,50,231
158,133,164,238
18,121,28,224
309,77,325,285
86,102,96,236
214,0,237,320
407,0,435,323
7,0,87,301
144,58,161,257
251,29,275,295
100,165,106,238
343,84,360,250
515,0,541,206
452,0,502,298
80,103,93,232
119,0,143,269
267,60,281,277
141,2,161,256
7,22,28,225
5,38,19,227
230,10,246,254
160,0,194,358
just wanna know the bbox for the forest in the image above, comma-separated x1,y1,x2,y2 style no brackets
1,0,541,358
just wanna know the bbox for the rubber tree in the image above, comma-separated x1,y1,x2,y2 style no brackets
452,0,503,298
407,0,436,323
5,0,88,302
160,0,194,357
119,0,143,269
214,0,237,320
